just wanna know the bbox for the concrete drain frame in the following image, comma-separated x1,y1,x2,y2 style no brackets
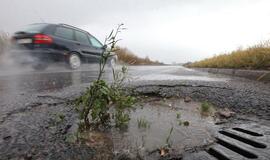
183,123,270,160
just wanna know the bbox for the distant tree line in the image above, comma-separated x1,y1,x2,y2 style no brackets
114,46,163,65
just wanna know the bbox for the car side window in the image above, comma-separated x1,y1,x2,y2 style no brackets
88,35,103,48
54,27,74,41
75,31,91,45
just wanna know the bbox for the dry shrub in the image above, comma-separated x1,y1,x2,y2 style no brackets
188,41,270,70
115,46,163,65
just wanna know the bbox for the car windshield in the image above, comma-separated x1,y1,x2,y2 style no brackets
89,35,103,48
18,24,48,33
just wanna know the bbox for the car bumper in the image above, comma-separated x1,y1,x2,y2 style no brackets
9,49,68,64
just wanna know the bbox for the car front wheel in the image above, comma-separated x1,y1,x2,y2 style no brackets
108,57,117,68
68,53,81,70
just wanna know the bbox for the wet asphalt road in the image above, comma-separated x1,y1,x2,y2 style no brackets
0,64,228,119
0,64,270,126
0,64,225,109
0,64,226,94
0,64,270,159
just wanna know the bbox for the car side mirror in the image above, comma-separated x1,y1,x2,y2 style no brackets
102,45,107,49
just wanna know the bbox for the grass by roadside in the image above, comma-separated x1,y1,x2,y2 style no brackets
115,46,163,65
187,41,270,70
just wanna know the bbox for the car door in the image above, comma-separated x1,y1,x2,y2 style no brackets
74,30,101,62
52,26,76,53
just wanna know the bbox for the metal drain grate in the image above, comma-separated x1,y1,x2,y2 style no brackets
183,123,270,160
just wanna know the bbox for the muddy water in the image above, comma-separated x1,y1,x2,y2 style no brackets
81,97,220,159
111,98,218,158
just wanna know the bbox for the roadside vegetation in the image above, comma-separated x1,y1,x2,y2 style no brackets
137,117,151,129
115,46,163,65
75,24,136,130
201,101,212,113
71,25,195,159
200,101,215,116
187,41,270,70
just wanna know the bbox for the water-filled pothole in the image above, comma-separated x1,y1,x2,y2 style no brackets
79,97,220,159
114,98,217,150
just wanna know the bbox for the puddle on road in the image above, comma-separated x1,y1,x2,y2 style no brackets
79,97,220,159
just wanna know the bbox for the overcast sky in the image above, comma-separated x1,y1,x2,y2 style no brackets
1,0,270,63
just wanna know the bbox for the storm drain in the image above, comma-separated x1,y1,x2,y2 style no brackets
183,123,270,160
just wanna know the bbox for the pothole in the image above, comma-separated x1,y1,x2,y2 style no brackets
78,97,222,159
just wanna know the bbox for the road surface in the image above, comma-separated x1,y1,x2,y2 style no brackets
0,64,270,159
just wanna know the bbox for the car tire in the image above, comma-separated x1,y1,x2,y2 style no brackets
68,53,81,70
108,57,116,68
32,62,48,71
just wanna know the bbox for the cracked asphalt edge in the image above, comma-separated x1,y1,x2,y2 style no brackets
126,79,270,122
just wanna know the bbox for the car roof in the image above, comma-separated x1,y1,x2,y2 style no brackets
27,23,103,45
29,23,89,34
58,23,88,33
